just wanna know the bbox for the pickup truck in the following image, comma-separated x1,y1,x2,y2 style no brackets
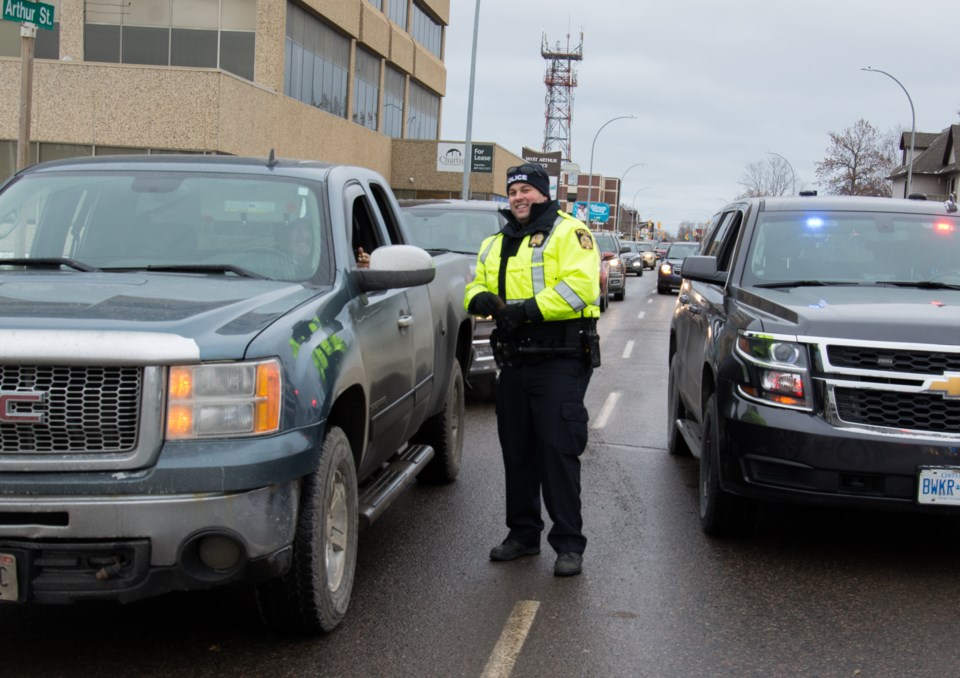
669,194,960,537
0,154,473,634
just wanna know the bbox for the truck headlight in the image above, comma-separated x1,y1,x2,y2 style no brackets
735,332,812,410
166,359,282,439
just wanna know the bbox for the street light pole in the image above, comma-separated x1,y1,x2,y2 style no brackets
587,115,636,229
766,151,796,195
861,66,915,198
461,0,481,199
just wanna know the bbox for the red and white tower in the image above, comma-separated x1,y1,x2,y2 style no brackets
541,32,583,163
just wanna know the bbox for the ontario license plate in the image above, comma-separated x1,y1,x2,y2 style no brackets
917,467,960,506
0,553,18,601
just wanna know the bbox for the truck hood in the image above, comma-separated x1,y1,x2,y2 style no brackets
737,285,960,346
0,272,323,360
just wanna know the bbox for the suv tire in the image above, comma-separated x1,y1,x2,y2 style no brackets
699,394,756,537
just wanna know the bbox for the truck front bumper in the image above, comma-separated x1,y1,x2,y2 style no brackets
0,480,298,604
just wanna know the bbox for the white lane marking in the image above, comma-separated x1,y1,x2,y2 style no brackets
591,391,621,429
637,311,646,320
623,340,634,359
480,600,541,678
647,297,654,303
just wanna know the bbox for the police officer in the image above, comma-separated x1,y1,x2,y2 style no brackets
464,163,601,577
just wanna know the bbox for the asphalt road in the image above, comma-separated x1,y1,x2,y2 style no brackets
3,270,960,677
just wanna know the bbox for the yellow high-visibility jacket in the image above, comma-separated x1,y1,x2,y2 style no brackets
464,210,601,321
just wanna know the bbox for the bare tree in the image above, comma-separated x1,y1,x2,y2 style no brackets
736,155,793,199
815,119,893,196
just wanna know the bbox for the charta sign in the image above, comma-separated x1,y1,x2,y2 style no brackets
436,143,493,173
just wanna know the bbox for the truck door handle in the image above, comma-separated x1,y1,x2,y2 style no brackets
398,314,414,328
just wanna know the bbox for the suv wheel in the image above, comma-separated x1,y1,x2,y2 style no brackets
699,394,756,537
666,354,691,456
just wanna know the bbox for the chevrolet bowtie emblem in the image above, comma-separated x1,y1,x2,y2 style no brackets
926,375,960,399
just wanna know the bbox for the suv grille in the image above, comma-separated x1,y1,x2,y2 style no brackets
834,387,960,434
828,345,960,375
0,366,141,453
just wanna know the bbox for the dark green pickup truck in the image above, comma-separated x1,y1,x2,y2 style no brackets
0,154,473,633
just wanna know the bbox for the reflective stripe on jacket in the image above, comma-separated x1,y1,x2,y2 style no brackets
464,211,601,321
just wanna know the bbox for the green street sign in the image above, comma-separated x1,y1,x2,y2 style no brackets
2,0,55,31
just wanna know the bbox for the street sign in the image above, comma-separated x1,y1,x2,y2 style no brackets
2,0,55,30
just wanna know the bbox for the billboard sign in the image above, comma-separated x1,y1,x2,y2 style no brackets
573,201,610,224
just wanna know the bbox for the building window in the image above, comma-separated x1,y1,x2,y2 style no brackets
352,48,380,131
411,2,441,58
0,0,61,59
383,66,405,139
82,0,255,81
366,0,383,9
284,2,349,118
386,0,407,30
407,80,438,140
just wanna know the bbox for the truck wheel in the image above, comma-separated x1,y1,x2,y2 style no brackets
666,354,691,456
614,286,625,301
256,426,358,634
414,360,465,484
699,394,756,537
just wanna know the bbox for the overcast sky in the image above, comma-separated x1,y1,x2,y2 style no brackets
439,0,960,234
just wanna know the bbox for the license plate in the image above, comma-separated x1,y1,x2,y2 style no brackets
0,553,18,601
917,467,960,505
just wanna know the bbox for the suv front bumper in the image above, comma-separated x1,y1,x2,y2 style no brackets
716,380,960,511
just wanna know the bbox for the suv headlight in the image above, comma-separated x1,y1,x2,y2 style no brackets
166,359,282,439
735,332,812,410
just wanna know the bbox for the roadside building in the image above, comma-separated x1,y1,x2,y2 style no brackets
0,0,521,197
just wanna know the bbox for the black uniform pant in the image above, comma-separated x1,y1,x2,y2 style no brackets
495,355,593,555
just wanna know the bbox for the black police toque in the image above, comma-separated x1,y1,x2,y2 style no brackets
506,163,551,199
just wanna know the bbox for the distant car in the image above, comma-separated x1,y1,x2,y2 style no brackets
592,231,627,301
400,199,505,396
657,241,701,294
655,240,671,260
636,241,658,269
620,241,645,277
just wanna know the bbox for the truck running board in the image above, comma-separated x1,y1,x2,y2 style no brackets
675,418,703,459
358,444,435,529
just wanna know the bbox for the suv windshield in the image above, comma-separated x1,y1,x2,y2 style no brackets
741,210,960,287
666,242,700,259
0,170,332,282
593,232,621,254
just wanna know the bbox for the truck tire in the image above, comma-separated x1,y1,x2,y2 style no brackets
415,360,465,484
256,426,358,634
699,394,756,537
667,354,691,456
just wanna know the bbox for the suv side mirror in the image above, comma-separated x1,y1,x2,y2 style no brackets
680,255,726,284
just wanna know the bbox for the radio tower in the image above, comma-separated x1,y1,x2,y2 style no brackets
541,31,583,162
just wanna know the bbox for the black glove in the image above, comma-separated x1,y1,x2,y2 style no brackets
497,303,528,332
469,292,503,316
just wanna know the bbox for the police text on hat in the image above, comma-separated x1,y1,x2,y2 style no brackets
506,163,551,199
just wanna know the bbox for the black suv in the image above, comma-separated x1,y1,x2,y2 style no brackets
668,194,960,536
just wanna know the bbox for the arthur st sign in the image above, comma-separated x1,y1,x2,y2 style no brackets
2,0,54,30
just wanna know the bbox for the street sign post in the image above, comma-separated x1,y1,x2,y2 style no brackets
3,0,55,170
2,0,55,31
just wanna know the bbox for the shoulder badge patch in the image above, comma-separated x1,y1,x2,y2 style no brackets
529,232,546,248
575,229,594,250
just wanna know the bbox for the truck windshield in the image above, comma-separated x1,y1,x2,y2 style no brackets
0,170,333,283
401,207,503,255
742,210,960,288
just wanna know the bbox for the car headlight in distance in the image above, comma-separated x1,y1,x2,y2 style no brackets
735,332,812,410
166,359,282,439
